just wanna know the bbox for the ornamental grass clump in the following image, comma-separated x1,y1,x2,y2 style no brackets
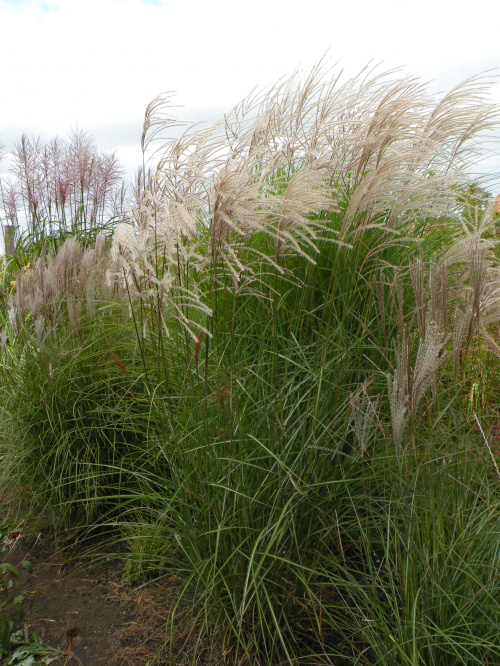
1,61,500,663
103,64,500,663
8,233,115,331
1,129,127,240
0,235,167,522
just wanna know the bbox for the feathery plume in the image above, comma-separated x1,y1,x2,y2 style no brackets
387,332,409,454
411,320,447,411
410,254,426,337
350,380,378,455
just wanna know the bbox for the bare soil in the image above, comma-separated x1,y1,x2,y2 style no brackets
1,532,188,666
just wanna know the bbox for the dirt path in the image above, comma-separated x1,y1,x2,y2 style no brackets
2,532,180,666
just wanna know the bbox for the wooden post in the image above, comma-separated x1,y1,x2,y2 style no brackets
2,224,16,256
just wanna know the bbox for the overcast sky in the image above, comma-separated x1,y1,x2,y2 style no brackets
1,0,499,187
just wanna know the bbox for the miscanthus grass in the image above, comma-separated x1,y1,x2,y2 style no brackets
1,61,500,663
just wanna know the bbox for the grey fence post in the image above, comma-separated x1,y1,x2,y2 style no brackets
2,225,16,256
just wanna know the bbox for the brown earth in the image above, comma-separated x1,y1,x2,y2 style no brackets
1,531,201,666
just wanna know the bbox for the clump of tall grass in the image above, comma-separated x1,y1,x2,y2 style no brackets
1,62,500,662
102,64,500,663
0,129,130,326
0,235,169,523
0,129,127,241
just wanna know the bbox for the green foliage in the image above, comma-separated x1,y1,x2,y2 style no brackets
1,63,500,663
112,237,500,662
0,309,169,523
0,562,24,659
0,527,36,662
341,439,500,665
4,635,61,666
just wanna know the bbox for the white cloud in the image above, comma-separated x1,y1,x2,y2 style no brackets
0,0,498,184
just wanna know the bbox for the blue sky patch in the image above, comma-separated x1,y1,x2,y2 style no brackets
39,1,58,11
